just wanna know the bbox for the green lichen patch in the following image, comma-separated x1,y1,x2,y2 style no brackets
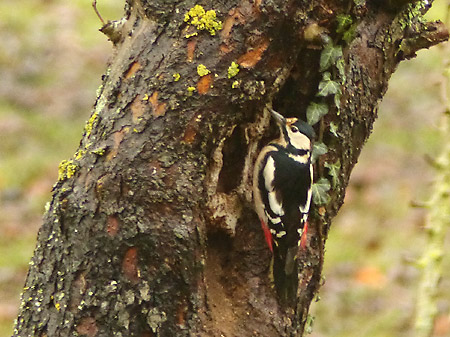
227,61,239,78
91,148,106,156
58,159,78,181
335,14,357,44
336,14,353,34
184,5,222,36
197,64,211,77
399,1,428,31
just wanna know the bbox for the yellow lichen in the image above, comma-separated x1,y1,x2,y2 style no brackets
91,148,105,156
197,64,211,77
187,86,196,96
58,160,78,181
185,32,198,38
231,80,239,89
227,61,240,78
74,149,86,160
142,94,150,101
184,5,222,36
173,73,181,81
85,111,99,136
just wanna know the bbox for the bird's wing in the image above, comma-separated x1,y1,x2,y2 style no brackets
259,154,287,241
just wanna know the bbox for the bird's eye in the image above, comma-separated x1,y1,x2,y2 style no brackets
291,126,299,133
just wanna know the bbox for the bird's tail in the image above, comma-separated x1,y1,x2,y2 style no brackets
272,245,299,306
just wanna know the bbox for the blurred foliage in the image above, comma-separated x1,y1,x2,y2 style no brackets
414,6,450,337
0,1,123,336
0,0,448,337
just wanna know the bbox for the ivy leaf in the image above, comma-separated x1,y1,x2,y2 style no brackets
329,122,339,137
320,44,343,72
307,102,328,125
332,45,343,60
325,160,341,189
336,58,346,83
334,91,342,109
305,315,315,335
322,71,331,81
312,178,331,205
317,77,341,97
320,45,334,72
312,142,328,163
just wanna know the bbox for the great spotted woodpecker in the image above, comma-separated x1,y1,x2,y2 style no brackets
253,108,315,304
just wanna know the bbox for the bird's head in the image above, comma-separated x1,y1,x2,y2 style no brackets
269,108,315,150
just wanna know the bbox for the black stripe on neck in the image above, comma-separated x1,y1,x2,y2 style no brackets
271,143,310,155
295,148,309,156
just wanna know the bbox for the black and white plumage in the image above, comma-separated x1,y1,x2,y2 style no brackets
253,108,315,304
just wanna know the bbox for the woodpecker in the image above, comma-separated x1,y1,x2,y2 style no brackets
253,108,315,304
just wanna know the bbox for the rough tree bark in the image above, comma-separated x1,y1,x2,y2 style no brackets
13,0,447,336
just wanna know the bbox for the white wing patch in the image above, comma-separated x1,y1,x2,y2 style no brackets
266,211,283,227
263,156,284,217
276,230,287,238
263,156,275,191
299,163,313,214
268,193,284,216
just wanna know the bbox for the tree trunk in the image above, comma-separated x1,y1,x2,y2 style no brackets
13,0,447,336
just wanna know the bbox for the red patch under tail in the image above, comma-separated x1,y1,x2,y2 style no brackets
300,221,308,249
260,219,273,252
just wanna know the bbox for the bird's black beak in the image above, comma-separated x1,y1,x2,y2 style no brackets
269,108,286,126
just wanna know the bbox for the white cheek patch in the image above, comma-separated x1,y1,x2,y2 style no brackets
287,131,311,151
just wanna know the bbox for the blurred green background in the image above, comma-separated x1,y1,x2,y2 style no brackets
0,1,448,336
0,1,123,335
